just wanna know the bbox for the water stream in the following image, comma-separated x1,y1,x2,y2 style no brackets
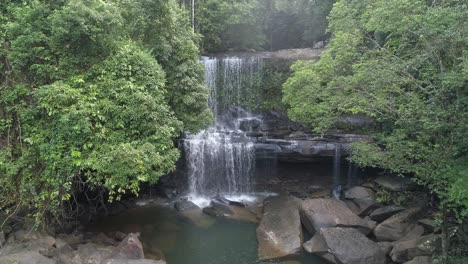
184,56,264,202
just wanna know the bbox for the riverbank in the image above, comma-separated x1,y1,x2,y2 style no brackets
0,172,445,264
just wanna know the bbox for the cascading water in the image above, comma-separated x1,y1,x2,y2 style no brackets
184,56,263,200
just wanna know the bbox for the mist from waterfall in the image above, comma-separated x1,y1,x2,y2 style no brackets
184,56,263,199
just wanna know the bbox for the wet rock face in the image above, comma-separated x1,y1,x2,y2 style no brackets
300,198,372,235
375,175,417,192
390,234,440,263
174,200,199,212
108,233,145,260
374,207,423,242
256,196,303,260
0,250,57,264
370,206,405,222
305,227,386,264
344,187,377,201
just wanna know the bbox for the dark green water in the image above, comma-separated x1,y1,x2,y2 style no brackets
90,204,326,264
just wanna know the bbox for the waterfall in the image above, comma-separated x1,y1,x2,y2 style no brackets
184,56,263,199
333,144,342,185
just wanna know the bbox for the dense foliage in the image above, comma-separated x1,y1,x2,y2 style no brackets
188,0,334,52
283,0,467,225
0,0,210,222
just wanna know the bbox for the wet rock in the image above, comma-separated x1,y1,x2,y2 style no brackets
0,231,5,246
56,233,83,249
361,181,377,190
174,200,199,212
108,231,128,241
364,216,377,230
389,234,440,263
398,225,425,242
107,233,144,260
0,250,56,264
403,256,432,264
92,233,117,246
102,260,166,264
13,229,38,241
370,206,405,222
73,243,114,264
303,232,328,254
257,196,303,260
300,198,371,235
313,227,386,264
374,208,422,241
202,202,233,217
309,189,331,199
344,187,377,201
345,199,380,217
331,185,343,199
375,175,417,192
418,219,436,233
377,241,393,255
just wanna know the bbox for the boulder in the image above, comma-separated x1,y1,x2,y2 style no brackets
345,199,380,217
389,234,439,263
418,219,436,233
300,198,371,235
107,233,144,260
375,175,417,192
92,233,117,246
370,206,405,222
377,241,393,255
174,200,199,212
0,231,5,246
0,250,56,264
72,243,114,264
303,233,328,254
202,198,236,218
403,256,432,264
102,260,166,264
374,208,422,241
257,196,303,260
313,227,386,264
398,225,425,242
344,187,377,201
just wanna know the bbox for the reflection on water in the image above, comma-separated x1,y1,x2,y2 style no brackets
89,205,326,264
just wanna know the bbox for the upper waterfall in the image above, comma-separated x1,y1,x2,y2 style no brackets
184,56,265,199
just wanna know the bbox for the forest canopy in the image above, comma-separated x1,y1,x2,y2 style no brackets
180,0,334,52
0,0,211,222
283,0,468,219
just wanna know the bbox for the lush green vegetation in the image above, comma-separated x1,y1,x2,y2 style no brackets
187,0,334,52
0,0,211,223
283,0,467,260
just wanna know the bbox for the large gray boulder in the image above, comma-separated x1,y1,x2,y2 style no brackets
102,260,166,264
344,187,377,201
72,243,114,264
0,251,56,264
390,234,440,263
403,256,432,264
300,198,371,235
202,200,234,217
345,199,380,217
257,196,303,260
174,200,199,212
374,208,422,241
375,175,417,192
305,227,386,264
370,206,404,222
107,233,144,260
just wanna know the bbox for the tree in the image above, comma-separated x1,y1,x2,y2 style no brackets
0,0,208,223
283,0,468,236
